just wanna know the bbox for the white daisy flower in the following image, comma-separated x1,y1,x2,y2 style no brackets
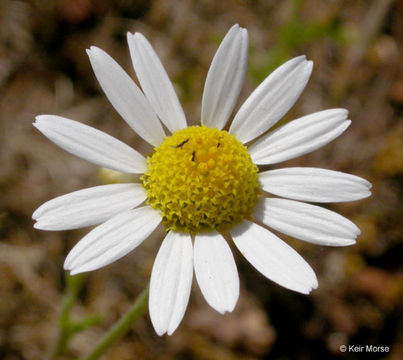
33,24,371,336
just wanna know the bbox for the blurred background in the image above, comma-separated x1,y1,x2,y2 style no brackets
0,0,402,359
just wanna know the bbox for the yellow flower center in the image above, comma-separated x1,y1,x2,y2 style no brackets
141,126,260,234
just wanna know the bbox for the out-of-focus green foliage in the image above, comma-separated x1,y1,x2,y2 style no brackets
250,0,346,83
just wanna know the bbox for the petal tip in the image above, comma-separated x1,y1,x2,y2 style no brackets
151,321,167,336
240,27,248,40
307,286,317,294
67,263,92,275
306,60,314,71
301,280,318,295
133,32,144,39
167,316,185,336
33,218,55,230
34,115,42,123
341,108,349,117
33,115,49,126
64,254,74,270
32,203,46,220
349,238,357,246
87,46,102,58
360,188,372,200
69,268,82,276
334,237,358,247
86,47,96,56
227,301,237,313
296,54,307,62
339,237,357,247
149,310,168,336
214,307,226,315
220,304,236,314
297,287,313,295
308,272,319,292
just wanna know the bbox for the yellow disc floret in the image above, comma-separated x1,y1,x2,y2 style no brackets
141,126,260,234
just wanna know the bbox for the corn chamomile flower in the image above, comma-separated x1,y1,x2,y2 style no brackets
33,24,371,336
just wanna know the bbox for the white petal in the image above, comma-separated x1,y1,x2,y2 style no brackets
249,109,351,164
201,24,248,130
194,231,239,314
64,206,161,274
149,231,193,336
127,32,187,133
229,56,313,143
87,46,165,146
254,198,360,246
34,115,146,173
33,184,147,230
230,221,317,294
259,167,372,202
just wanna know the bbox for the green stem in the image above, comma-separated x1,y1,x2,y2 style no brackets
51,273,87,359
82,286,149,360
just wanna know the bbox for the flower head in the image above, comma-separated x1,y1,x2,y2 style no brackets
33,24,371,335
142,125,260,233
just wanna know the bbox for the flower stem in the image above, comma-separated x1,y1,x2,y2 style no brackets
82,286,149,360
50,273,87,359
